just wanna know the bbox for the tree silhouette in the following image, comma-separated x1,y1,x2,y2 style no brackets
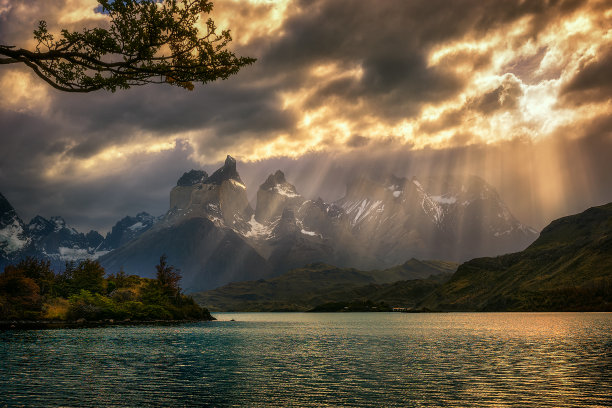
0,0,255,92
155,254,181,296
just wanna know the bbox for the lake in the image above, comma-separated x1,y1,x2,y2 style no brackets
1,313,611,407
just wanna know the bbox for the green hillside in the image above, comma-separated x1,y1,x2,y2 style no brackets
422,203,612,311
193,259,457,311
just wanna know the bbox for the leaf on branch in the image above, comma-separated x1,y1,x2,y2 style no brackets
0,0,255,92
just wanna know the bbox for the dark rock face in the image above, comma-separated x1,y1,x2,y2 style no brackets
25,216,105,264
0,193,29,264
0,193,18,227
99,212,159,251
207,155,242,185
100,217,272,292
177,170,208,187
255,170,303,223
260,170,289,190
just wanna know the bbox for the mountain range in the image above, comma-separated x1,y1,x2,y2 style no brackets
0,192,158,268
1,155,537,292
194,202,611,312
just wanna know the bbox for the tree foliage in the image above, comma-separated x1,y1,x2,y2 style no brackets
71,259,106,294
0,0,255,92
0,256,213,322
155,254,181,296
0,265,41,319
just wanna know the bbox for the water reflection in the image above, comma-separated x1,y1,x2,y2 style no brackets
1,313,610,407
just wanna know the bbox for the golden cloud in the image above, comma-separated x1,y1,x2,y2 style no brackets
4,0,611,178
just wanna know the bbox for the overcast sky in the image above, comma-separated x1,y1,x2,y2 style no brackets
1,0,611,233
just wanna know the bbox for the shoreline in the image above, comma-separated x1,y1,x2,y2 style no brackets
0,317,216,331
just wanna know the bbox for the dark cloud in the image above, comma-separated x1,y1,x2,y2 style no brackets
0,0,609,236
0,139,201,233
502,47,549,84
346,135,370,148
255,0,585,123
560,46,612,104
472,74,523,114
418,74,523,135
1,0,592,161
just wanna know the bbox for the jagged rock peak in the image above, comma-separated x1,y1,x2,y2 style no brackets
262,170,299,198
261,170,289,190
0,192,18,225
50,216,66,229
177,169,208,186
207,155,243,185
27,215,54,234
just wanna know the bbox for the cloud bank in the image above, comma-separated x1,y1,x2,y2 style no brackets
0,0,611,231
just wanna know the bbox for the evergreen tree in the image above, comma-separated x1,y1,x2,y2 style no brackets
155,255,181,297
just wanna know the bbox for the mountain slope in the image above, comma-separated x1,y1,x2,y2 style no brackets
422,202,612,311
0,192,29,260
99,217,272,292
336,175,537,264
193,260,457,311
99,157,271,292
98,212,159,251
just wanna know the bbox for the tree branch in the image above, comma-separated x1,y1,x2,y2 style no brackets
0,0,255,92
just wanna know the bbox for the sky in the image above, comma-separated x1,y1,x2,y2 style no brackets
0,0,611,233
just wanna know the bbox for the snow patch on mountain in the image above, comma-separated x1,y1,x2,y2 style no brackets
128,222,145,232
300,228,317,237
342,198,384,225
431,195,457,204
57,247,110,262
245,215,274,239
0,219,29,254
274,184,300,198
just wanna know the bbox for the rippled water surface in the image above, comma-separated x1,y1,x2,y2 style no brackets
1,313,611,407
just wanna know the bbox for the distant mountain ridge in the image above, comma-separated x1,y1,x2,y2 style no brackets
2,155,538,292
193,259,458,312
336,174,536,264
0,192,160,268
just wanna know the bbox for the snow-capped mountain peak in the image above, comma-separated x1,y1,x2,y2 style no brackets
255,170,304,223
0,193,30,256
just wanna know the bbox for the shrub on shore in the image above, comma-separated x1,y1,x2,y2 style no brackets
0,256,213,321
